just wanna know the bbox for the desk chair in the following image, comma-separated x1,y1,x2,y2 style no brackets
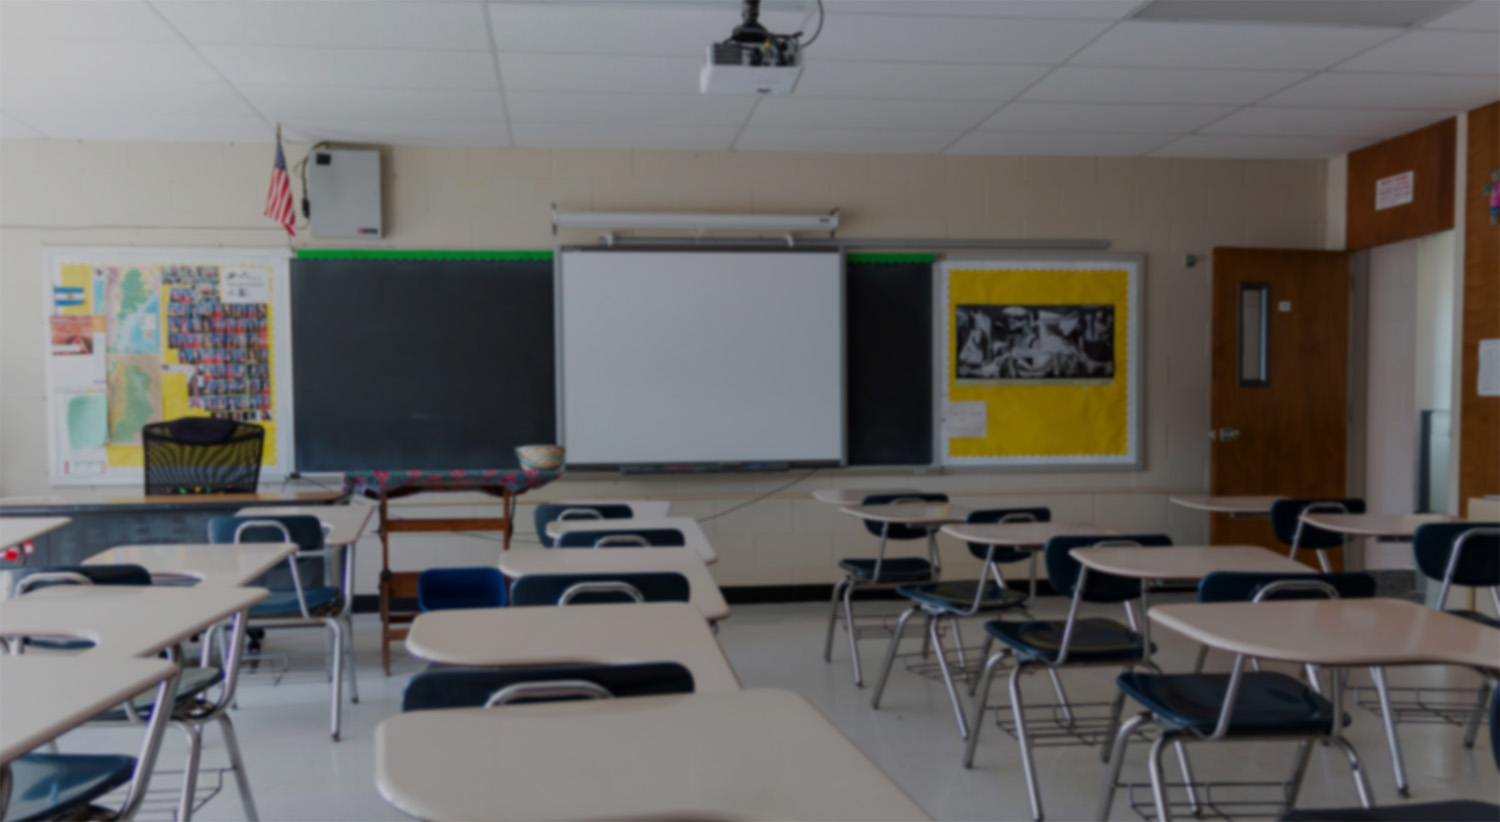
417,568,506,610
965,534,1169,822
401,662,695,711
509,572,690,606
553,528,686,548
142,417,263,496
1097,572,1378,822
3,753,140,822
1271,498,1366,572
870,508,1046,738
207,515,355,741
533,503,635,547
825,493,949,687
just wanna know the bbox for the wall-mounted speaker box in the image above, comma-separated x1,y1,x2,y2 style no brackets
308,149,383,238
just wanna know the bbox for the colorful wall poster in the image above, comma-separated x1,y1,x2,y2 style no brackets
938,256,1144,468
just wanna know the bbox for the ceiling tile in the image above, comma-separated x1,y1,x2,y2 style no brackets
282,118,509,147
1263,72,1500,110
947,131,1175,155
734,125,962,153
0,80,260,118
812,14,1111,63
1423,1,1500,30
488,3,805,56
13,112,274,143
1202,106,1452,138
979,101,1236,133
0,40,226,87
794,61,1049,100
1070,20,1398,70
239,85,505,122
1021,66,1309,104
199,46,497,90
1150,133,1372,158
749,96,998,129
156,1,490,50
506,92,756,126
499,54,703,94
511,122,738,150
825,1,1137,18
0,0,180,42
1335,30,1500,75
0,113,44,139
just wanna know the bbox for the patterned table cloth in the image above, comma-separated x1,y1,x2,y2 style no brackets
343,468,562,498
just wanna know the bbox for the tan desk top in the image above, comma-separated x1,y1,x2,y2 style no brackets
374,689,930,822
1072,545,1311,580
0,490,344,509
0,586,267,658
405,602,740,693
941,521,1109,546
1151,599,1500,670
841,502,971,525
1169,496,1283,515
234,504,375,546
498,547,728,622
0,517,71,549
813,488,927,506
1299,513,1460,538
85,543,296,587
544,517,717,563
0,656,179,764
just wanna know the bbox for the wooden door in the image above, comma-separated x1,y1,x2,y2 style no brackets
1210,248,1351,563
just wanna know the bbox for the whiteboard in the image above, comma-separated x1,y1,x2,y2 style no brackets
558,249,844,467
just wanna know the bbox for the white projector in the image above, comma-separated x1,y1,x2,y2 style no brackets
700,41,803,95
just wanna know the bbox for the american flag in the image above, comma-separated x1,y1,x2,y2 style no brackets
264,130,295,236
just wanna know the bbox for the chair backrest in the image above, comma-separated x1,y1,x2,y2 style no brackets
401,662,695,712
1198,571,1377,603
142,417,264,496
1044,534,1171,603
12,564,151,595
417,567,507,611
1270,498,1366,549
1412,523,1500,590
207,514,328,590
533,503,636,547
553,528,686,548
509,572,690,606
859,493,950,540
965,507,1051,563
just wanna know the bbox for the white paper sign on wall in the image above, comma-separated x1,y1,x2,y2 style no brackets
1375,171,1415,211
1479,339,1500,398
942,401,987,439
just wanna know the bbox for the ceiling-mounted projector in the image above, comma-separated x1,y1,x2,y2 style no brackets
701,0,818,95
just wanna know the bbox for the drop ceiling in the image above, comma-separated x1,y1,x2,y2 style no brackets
0,0,1496,158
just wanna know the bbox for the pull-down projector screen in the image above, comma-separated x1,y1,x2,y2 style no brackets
558,249,844,468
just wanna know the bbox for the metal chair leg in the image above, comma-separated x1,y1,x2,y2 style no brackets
1174,740,1201,816
1048,668,1074,725
175,720,203,822
871,606,920,709
964,651,1007,769
929,614,970,739
1101,687,1129,763
842,578,863,686
1028,551,1039,601
327,618,344,741
823,578,846,662
919,613,933,660
1147,733,1174,822
1369,666,1409,795
1332,734,1374,809
1095,712,1151,821
1192,645,1209,673
1283,739,1315,814
970,634,995,696
1009,662,1045,821
217,713,259,821
1462,680,1492,748
949,617,970,682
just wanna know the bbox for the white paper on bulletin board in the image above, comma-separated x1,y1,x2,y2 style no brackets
42,247,296,486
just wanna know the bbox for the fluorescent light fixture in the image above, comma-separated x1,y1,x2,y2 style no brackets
1132,0,1467,27
552,207,838,235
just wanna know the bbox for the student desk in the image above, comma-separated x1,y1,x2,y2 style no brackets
813,488,926,505
1298,512,1461,539
0,585,266,657
404,602,740,692
0,656,179,764
942,520,1110,599
1,517,70,552
498,547,729,622
84,542,296,587
234,504,375,547
374,689,930,822
842,502,972,527
544,517,717,563
1168,496,1282,517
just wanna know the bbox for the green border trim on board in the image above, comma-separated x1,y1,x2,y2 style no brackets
845,253,936,264
296,249,553,262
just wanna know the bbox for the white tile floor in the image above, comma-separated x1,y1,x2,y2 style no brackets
57,596,1499,822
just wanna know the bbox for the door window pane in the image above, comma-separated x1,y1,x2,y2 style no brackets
1238,284,1268,386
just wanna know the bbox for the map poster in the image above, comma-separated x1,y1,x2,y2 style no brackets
106,353,162,445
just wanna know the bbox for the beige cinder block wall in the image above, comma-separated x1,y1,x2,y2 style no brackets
0,140,1328,589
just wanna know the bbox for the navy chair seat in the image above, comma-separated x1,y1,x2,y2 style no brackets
986,617,1148,662
249,586,341,618
838,557,934,582
1117,671,1344,736
1281,800,1500,821
896,581,1027,613
402,662,694,711
1448,609,1500,629
418,567,505,611
3,753,136,822
509,572,689,606
93,667,224,723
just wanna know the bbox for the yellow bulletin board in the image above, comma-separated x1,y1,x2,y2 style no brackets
938,256,1144,468
43,247,294,485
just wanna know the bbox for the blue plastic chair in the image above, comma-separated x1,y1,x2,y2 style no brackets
964,534,1169,821
1270,498,1366,572
401,662,694,712
1413,522,1500,628
2,753,137,822
533,503,635,547
417,567,506,611
1096,572,1379,822
870,507,1047,737
509,572,690,606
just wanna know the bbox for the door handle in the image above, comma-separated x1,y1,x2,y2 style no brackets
1217,427,1241,442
